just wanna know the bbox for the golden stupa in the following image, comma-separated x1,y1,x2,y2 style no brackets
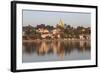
57,19,64,28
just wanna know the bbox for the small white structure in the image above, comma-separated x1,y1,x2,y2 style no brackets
85,35,90,40
79,34,90,40
79,35,85,40
36,28,49,34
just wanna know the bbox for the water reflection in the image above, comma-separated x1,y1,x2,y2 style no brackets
22,40,90,61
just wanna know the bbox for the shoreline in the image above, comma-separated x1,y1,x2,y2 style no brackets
23,39,90,42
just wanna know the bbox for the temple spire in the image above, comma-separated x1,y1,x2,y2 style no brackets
58,19,64,28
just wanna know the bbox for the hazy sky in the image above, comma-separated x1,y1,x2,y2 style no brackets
23,10,91,27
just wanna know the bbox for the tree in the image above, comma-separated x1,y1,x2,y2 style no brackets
24,25,34,36
36,24,45,29
45,25,54,31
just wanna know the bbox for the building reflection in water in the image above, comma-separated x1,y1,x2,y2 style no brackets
22,40,90,59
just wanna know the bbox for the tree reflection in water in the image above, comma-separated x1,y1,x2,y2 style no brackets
22,40,90,59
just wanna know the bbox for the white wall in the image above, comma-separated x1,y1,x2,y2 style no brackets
0,0,100,73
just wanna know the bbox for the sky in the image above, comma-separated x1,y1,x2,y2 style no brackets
22,10,91,27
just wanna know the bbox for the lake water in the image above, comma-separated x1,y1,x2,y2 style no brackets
22,40,91,63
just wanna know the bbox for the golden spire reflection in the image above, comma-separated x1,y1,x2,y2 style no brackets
23,40,90,59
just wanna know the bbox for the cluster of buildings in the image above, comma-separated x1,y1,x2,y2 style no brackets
36,27,61,39
36,19,64,39
23,19,91,40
